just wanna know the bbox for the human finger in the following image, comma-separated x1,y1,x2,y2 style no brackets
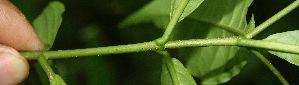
0,44,29,85
0,0,44,51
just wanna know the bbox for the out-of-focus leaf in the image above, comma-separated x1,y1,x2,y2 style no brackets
119,0,171,29
264,30,299,66
50,74,67,85
119,0,204,28
171,0,204,21
55,56,114,85
161,58,196,85
33,1,65,50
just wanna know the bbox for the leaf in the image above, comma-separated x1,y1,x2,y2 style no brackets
119,0,253,84
172,0,253,84
264,30,299,66
50,74,67,85
119,0,204,28
161,58,196,85
33,1,65,50
119,0,171,29
246,14,255,33
171,0,204,21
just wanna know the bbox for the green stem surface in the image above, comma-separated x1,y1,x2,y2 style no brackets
237,39,299,54
250,49,289,85
245,0,299,38
37,55,55,81
159,51,180,85
155,0,190,45
21,37,299,60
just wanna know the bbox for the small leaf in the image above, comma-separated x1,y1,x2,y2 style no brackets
171,0,204,21
264,30,299,66
50,74,67,85
161,58,196,85
33,1,65,50
247,14,255,33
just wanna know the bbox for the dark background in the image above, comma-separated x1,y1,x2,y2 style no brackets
10,0,299,85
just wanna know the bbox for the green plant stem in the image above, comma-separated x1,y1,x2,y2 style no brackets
21,37,299,60
155,0,190,45
22,42,161,60
237,39,299,54
159,51,180,85
245,0,299,38
37,55,56,82
249,49,289,85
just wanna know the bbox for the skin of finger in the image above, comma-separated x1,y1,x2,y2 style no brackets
0,44,29,85
0,0,44,51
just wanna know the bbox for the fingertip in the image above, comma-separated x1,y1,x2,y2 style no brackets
0,0,45,51
0,45,29,85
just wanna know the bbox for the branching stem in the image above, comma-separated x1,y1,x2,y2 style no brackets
155,0,190,45
245,0,299,38
249,49,289,85
37,55,55,82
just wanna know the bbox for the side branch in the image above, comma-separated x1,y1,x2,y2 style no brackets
245,0,299,38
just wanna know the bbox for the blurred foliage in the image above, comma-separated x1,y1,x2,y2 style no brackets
10,0,299,85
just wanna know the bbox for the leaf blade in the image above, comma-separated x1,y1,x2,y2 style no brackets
171,0,204,21
33,1,65,50
172,0,253,84
264,30,299,66
161,58,196,85
119,0,171,29
120,0,253,84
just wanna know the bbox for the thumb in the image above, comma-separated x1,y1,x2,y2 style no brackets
0,44,29,85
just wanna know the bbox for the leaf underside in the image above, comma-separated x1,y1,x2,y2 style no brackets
161,58,196,85
171,0,204,21
264,30,299,66
33,1,65,50
120,0,253,84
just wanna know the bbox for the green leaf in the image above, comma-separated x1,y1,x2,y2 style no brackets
119,0,204,28
264,30,299,66
33,1,65,50
119,0,171,29
171,0,204,21
246,14,255,33
120,0,253,84
161,58,196,85
50,74,67,85
172,0,252,84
